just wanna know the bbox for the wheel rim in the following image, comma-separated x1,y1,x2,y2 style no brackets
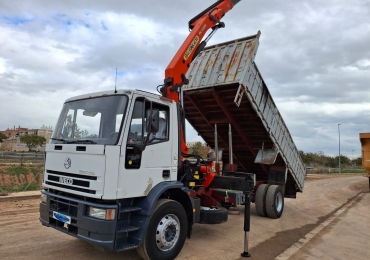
275,192,283,212
155,214,180,251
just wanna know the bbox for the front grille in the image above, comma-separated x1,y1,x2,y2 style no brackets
47,170,97,180
47,175,90,187
45,181,96,194
48,194,79,235
50,195,78,218
45,170,97,195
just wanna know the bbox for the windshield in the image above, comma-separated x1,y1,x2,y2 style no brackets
51,95,128,145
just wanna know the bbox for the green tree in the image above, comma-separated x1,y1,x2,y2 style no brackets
326,156,337,168
0,132,8,143
73,124,82,138
189,142,203,156
20,134,46,151
299,150,313,165
352,157,362,166
189,142,210,159
333,155,351,168
198,144,210,159
73,124,89,138
312,151,328,166
80,129,89,137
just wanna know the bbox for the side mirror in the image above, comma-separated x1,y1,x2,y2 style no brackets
146,109,159,133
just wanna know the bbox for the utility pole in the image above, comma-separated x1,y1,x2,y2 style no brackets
338,124,341,174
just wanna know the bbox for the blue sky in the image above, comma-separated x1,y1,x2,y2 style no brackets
0,15,34,25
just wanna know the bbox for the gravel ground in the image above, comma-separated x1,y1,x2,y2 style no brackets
0,174,369,260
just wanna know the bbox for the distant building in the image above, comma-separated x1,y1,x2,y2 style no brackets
0,125,53,151
0,125,29,139
186,142,198,148
37,125,53,143
17,128,38,137
186,141,208,148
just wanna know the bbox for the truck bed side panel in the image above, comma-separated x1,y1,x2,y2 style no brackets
184,33,306,191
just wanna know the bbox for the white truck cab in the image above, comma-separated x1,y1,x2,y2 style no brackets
43,90,179,200
40,89,198,260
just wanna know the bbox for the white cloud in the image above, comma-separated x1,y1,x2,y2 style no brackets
0,57,6,73
0,0,369,158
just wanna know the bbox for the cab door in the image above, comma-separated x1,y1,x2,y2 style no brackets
117,95,175,199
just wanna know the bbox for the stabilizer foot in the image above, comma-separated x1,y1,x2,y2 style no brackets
241,251,251,257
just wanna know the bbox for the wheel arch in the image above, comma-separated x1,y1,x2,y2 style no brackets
166,188,194,222
166,188,197,238
134,181,183,215
133,181,195,241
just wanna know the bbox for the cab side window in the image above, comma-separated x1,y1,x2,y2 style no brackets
125,99,169,169
127,101,144,145
149,110,168,143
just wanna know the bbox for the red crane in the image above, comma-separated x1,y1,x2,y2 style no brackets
161,0,241,156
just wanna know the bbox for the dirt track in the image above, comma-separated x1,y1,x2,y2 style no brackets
0,174,369,260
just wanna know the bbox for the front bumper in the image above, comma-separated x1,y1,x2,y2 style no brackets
39,190,118,251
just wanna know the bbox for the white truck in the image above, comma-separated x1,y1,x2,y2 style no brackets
39,1,306,259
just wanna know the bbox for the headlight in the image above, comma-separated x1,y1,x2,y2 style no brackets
40,193,47,203
88,207,116,220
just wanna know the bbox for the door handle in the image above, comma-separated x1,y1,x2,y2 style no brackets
162,170,170,178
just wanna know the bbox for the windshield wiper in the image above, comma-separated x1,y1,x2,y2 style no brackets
50,138,97,144
66,140,97,144
50,138,68,143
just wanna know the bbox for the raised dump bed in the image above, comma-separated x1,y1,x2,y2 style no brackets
183,32,306,194
360,133,370,172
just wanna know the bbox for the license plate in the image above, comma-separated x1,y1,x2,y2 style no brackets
53,211,71,224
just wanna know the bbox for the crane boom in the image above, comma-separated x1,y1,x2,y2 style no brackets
161,0,241,155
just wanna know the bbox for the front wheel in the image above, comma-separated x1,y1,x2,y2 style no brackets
137,199,188,260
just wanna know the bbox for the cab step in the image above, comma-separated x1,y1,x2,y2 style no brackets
116,224,140,233
116,241,138,251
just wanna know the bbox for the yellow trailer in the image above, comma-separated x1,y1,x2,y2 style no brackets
359,133,370,189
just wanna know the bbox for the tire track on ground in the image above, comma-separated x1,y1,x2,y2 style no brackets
275,190,365,259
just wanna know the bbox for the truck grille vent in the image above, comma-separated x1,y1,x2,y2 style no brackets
45,181,96,194
47,175,90,187
49,195,78,218
76,146,86,151
48,194,79,235
47,170,97,180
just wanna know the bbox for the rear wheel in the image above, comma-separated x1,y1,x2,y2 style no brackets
255,184,270,217
136,199,187,260
265,185,284,219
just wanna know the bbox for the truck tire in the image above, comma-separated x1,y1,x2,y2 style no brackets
136,199,187,260
255,184,270,217
199,207,228,224
265,185,284,219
